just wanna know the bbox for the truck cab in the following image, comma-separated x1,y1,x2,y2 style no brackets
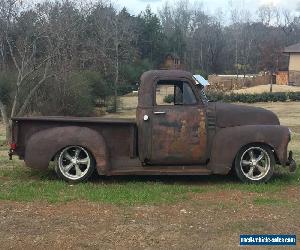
137,70,209,166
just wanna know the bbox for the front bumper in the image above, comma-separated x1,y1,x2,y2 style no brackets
287,151,297,172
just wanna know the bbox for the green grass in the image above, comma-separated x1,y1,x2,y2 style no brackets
0,166,206,204
0,163,299,204
0,101,300,205
252,197,286,206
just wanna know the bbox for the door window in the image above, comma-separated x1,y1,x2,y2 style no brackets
156,81,197,106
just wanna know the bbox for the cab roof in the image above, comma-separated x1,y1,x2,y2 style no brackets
139,70,194,107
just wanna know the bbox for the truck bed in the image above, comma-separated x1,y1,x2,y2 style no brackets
12,116,136,124
11,116,138,165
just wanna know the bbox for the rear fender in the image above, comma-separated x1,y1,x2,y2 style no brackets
24,126,109,174
208,125,290,174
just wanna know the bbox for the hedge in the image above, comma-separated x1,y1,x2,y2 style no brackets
162,91,300,104
287,92,300,101
207,91,300,103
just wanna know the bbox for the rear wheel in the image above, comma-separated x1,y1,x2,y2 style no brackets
55,146,95,183
234,145,275,183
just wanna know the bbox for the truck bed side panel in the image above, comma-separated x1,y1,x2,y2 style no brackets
12,118,137,173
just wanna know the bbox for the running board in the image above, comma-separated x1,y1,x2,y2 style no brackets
109,167,212,176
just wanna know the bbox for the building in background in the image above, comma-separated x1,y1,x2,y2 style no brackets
160,53,184,70
284,43,300,86
275,71,288,85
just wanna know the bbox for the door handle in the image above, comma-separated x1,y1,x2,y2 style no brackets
153,111,166,115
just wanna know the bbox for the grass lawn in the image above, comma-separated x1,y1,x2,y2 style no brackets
1,102,300,249
0,102,299,205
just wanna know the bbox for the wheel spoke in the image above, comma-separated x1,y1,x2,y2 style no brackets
249,150,255,161
247,167,255,178
242,160,251,166
75,164,82,177
77,157,89,165
64,163,74,172
64,152,73,161
256,164,266,174
74,149,80,159
256,153,264,163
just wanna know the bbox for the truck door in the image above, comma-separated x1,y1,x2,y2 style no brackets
149,80,207,165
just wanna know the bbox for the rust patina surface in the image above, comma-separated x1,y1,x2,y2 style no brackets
9,70,296,177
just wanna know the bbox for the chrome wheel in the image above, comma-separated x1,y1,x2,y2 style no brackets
58,146,91,181
240,147,271,181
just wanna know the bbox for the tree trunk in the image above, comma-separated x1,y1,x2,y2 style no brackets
270,74,273,93
0,100,11,143
235,39,239,79
113,57,119,113
113,39,119,113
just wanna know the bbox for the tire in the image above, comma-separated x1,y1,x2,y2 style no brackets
234,145,275,183
55,146,95,183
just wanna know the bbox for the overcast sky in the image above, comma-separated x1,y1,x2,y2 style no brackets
114,0,299,15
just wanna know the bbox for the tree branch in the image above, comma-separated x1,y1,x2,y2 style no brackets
0,99,9,125
17,63,52,117
19,55,54,86
6,34,20,74
0,99,11,142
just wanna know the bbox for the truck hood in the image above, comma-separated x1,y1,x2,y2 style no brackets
211,102,280,128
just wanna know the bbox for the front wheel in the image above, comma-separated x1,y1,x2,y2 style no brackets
234,145,275,183
55,146,95,183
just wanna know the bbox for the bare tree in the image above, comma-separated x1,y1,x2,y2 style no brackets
0,0,55,141
86,4,137,111
257,4,278,26
1,0,300,142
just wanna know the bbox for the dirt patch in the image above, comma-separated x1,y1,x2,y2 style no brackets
278,186,300,202
1,188,299,249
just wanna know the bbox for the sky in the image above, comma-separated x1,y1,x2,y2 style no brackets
114,0,299,15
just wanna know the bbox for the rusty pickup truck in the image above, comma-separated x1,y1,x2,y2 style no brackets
9,70,297,183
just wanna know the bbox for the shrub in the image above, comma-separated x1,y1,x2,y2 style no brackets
117,84,138,96
206,91,298,103
163,94,174,103
206,91,224,102
36,73,94,116
0,72,16,106
288,92,300,101
81,71,113,101
269,92,287,102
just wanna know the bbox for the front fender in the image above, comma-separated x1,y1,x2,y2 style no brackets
208,125,290,174
24,126,109,174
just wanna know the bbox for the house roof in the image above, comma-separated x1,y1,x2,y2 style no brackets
165,53,180,60
284,43,300,53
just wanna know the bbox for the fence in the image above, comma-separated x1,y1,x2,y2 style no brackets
208,74,272,91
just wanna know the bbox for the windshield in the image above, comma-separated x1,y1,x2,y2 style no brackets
195,84,209,104
193,75,210,104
